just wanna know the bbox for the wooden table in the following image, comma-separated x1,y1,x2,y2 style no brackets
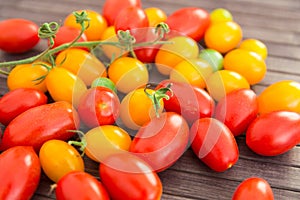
1,0,300,199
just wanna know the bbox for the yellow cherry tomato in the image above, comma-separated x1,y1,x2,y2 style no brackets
258,80,300,114
55,48,107,86
108,57,149,94
39,139,85,183
155,36,199,75
84,125,132,162
100,26,128,59
119,87,164,130
64,10,107,41
239,38,268,60
223,48,267,85
204,21,243,54
170,58,213,89
45,67,87,107
206,70,250,101
210,8,233,24
144,7,167,27
7,62,49,93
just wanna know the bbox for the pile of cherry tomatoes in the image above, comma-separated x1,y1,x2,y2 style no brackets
0,0,300,199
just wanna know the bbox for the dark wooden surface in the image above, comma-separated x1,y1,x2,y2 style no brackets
1,0,300,199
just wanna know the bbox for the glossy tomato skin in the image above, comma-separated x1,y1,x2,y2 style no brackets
130,112,190,172
190,118,239,172
102,0,142,26
51,26,87,49
0,18,39,53
156,80,215,124
0,101,80,152
0,146,41,200
166,7,210,41
246,111,300,156
215,88,258,136
0,88,48,126
56,171,110,200
77,86,120,128
232,177,274,200
99,153,162,200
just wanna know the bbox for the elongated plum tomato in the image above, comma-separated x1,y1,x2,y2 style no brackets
99,153,162,200
215,88,258,136
0,101,80,152
246,111,300,156
130,112,190,172
0,88,48,126
102,0,142,26
0,146,41,200
77,86,120,128
56,171,110,200
166,7,210,41
258,80,300,114
232,177,274,200
39,139,84,183
0,18,39,53
190,118,239,172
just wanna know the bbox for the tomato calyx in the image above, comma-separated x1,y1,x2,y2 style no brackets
144,83,173,118
67,130,87,156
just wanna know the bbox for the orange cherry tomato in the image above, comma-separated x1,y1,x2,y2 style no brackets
239,38,268,60
144,7,167,27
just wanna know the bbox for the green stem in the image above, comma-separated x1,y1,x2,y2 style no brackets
67,130,87,156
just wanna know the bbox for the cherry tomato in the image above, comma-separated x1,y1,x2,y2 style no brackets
199,48,224,72
77,86,120,128
102,0,142,26
119,87,164,130
55,48,107,86
246,110,300,156
239,38,268,60
64,10,107,41
39,139,84,183
223,48,267,85
169,58,213,89
257,80,300,114
155,36,199,75
0,88,48,126
0,146,41,200
0,18,39,53
45,67,87,107
91,77,117,93
56,171,110,200
51,26,87,49
83,125,132,162
232,177,274,200
108,57,149,93
130,112,189,172
156,79,215,125
166,7,210,41
99,153,162,200
215,88,258,136
144,7,167,27
210,8,233,24
206,69,250,101
190,118,239,172
0,101,80,152
7,62,49,93
204,21,243,54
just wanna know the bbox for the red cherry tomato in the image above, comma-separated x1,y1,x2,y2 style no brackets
0,146,41,200
0,88,48,126
56,171,110,200
166,7,210,41
232,177,274,200
51,26,87,49
77,86,120,128
214,88,258,136
0,18,40,53
156,80,215,124
246,110,300,156
130,112,190,172
190,118,239,172
102,0,142,26
0,101,80,152
99,153,163,200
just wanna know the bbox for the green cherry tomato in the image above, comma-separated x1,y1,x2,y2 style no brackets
210,8,233,24
91,77,117,93
199,48,224,71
